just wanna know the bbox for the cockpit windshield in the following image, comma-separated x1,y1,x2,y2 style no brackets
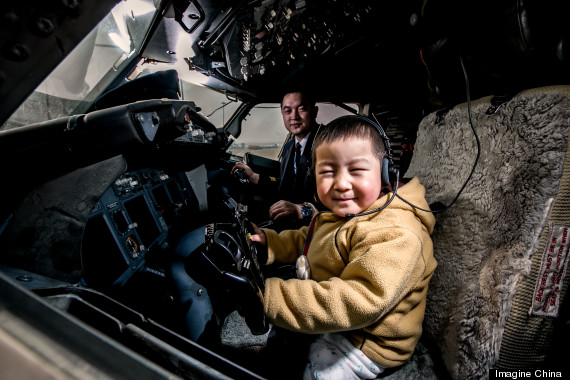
1,0,158,131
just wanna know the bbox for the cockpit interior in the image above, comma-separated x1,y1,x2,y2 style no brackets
0,0,569,379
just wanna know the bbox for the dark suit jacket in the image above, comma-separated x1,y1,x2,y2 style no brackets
259,128,316,204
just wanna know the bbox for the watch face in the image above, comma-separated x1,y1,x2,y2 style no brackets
302,206,312,218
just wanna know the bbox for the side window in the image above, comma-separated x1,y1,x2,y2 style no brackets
230,103,285,160
315,103,359,125
180,81,242,127
229,102,358,160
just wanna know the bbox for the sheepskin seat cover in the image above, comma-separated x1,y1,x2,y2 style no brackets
405,87,570,380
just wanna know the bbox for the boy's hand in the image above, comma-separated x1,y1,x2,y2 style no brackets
249,222,267,246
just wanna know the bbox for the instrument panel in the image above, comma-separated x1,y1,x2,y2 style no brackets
193,0,377,84
81,168,200,289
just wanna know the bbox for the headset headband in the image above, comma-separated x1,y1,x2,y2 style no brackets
334,114,392,159
327,114,397,186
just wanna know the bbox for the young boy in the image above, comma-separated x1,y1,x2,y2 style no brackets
251,116,436,379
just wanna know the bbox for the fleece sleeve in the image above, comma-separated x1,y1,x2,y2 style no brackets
263,224,427,333
263,225,309,265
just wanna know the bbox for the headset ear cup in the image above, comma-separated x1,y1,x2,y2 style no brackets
381,157,391,186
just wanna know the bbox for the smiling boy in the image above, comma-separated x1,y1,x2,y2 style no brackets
251,116,436,379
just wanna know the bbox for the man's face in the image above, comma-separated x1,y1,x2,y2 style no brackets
281,92,316,140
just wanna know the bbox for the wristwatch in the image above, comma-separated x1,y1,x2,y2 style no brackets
301,202,314,220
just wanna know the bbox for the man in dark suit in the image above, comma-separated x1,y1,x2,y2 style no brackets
232,90,318,226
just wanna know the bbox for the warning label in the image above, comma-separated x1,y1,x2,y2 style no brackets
530,223,570,317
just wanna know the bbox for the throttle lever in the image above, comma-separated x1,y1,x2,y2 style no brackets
233,167,249,184
243,218,268,269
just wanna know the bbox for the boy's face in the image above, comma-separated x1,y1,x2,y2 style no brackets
315,136,383,217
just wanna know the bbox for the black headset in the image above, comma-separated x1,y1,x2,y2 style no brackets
333,56,481,217
309,114,400,218
338,114,398,187
308,56,479,220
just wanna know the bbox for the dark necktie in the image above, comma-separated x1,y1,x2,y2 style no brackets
294,142,301,174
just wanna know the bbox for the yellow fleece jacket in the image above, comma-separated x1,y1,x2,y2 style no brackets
262,177,436,368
